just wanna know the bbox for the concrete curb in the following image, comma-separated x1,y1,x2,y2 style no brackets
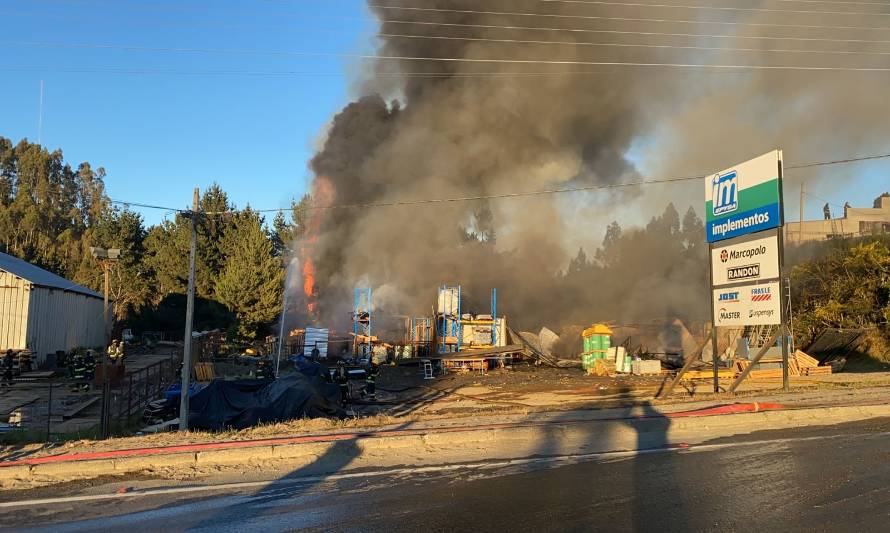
4,403,890,488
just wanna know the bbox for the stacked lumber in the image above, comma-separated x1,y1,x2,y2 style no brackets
590,359,616,377
587,359,616,377
733,349,832,380
795,350,820,368
195,362,215,381
749,368,784,380
795,350,832,376
681,369,736,380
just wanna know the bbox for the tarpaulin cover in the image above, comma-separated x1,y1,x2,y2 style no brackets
290,355,326,378
188,374,345,430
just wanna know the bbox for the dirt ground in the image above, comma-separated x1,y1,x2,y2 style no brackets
5,360,890,463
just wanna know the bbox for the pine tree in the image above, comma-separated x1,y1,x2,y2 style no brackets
215,209,284,339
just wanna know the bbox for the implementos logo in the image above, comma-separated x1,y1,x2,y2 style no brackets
717,291,740,303
712,170,738,216
750,286,773,302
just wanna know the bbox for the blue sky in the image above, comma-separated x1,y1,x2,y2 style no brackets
1,0,374,225
1,0,886,228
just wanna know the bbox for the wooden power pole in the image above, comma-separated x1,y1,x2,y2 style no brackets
799,182,804,244
179,188,200,431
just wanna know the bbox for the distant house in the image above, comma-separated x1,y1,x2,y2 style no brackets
0,252,107,365
785,193,890,244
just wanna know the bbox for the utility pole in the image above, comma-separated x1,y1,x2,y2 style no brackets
90,247,121,341
799,182,804,244
179,188,199,431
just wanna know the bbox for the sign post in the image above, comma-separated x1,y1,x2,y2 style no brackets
706,150,788,392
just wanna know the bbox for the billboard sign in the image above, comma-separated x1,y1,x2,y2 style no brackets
711,230,780,287
705,150,783,243
712,281,782,327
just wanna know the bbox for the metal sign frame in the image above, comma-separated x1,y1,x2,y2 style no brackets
707,151,790,393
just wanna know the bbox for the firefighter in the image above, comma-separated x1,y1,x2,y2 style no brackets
83,350,97,391
334,360,350,407
71,351,88,392
18,351,32,373
107,340,119,364
361,359,380,401
2,350,14,387
256,358,275,379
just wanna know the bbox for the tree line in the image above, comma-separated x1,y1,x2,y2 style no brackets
0,137,306,339
3,137,887,352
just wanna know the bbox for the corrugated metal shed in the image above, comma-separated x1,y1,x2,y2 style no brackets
0,252,102,298
302,328,330,358
0,252,107,364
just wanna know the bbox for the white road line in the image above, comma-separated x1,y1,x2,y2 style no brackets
4,430,889,509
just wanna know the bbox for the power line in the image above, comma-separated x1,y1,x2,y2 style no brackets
537,0,890,10
109,151,890,215
11,38,890,63
369,2,890,21
380,18,890,46
378,32,890,57
381,12,890,34
10,44,890,74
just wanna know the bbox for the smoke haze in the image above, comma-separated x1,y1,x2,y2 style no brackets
301,0,890,332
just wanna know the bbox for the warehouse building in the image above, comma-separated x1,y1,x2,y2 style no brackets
786,193,890,244
0,252,107,366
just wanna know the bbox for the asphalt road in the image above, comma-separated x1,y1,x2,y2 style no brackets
7,418,890,532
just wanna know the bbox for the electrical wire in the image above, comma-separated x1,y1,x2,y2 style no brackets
369,2,890,20
108,152,890,215
534,0,890,12
380,18,890,45
377,32,890,56
10,37,890,62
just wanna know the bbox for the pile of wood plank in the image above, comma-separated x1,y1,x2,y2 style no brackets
680,369,736,380
793,350,832,377
734,349,832,380
194,362,215,382
587,359,616,377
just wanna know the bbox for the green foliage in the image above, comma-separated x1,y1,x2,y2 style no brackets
271,194,312,257
215,209,284,339
0,137,294,341
555,204,709,328
792,240,890,346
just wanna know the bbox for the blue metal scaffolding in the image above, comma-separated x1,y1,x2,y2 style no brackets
353,287,372,358
436,285,461,354
436,285,499,353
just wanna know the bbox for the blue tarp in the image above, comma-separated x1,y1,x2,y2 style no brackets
187,373,345,430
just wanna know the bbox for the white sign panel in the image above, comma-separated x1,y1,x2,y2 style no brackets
712,281,782,327
711,232,780,287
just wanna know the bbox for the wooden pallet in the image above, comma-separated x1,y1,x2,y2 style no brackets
803,366,833,376
749,368,784,380
680,370,736,380
794,350,820,369
587,359,616,377
194,362,215,382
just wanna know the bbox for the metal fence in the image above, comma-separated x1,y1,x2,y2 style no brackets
0,355,179,443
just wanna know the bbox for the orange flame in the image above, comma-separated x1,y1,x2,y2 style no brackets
302,258,316,314
300,176,335,319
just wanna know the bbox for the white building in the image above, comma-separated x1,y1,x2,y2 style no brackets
785,193,890,244
0,252,107,365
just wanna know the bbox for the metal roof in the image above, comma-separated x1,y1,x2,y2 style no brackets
0,252,104,300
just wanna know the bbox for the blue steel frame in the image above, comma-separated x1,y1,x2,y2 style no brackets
435,285,500,353
353,287,372,356
437,285,461,354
